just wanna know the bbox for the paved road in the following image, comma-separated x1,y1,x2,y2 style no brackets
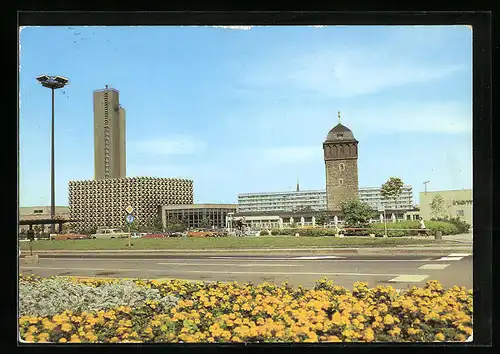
19,252,472,290
442,233,473,244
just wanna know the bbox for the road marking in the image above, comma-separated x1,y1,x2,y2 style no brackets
418,264,450,270
293,256,346,260
447,253,471,257
156,262,301,267
437,256,463,261
27,257,433,264
388,275,429,283
208,257,430,262
19,265,411,277
209,257,305,261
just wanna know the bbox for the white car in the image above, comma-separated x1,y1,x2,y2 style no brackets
90,228,130,239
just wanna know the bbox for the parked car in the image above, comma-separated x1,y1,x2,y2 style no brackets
130,232,142,239
187,229,219,238
90,229,130,239
169,232,185,237
50,233,88,241
142,233,167,239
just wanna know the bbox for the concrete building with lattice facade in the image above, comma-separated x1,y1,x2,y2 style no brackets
68,177,193,231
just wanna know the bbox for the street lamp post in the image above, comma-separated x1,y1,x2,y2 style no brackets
35,75,69,234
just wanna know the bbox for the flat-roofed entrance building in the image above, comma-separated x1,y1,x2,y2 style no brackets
161,204,237,229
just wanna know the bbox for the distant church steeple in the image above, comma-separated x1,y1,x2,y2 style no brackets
338,111,341,123
296,176,300,192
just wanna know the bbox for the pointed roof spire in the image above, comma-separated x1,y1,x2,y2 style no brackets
338,111,341,123
296,175,300,192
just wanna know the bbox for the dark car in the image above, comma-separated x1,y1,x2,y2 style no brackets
142,233,167,239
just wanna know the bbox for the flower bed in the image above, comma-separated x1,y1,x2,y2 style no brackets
19,275,473,343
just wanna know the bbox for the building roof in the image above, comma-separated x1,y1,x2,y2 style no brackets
232,210,339,218
325,123,358,143
163,204,237,210
19,218,81,225
20,215,70,221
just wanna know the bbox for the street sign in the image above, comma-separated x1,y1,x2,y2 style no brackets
125,214,135,224
125,205,134,214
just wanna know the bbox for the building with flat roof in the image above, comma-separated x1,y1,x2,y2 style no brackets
94,86,126,180
419,189,472,225
238,186,413,213
359,185,414,210
238,190,327,213
161,204,237,230
19,206,69,233
227,207,412,231
69,177,193,231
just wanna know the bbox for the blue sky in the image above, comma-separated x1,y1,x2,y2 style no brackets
19,25,472,207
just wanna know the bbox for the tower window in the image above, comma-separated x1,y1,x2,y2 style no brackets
339,163,345,171
339,179,344,185
337,133,343,138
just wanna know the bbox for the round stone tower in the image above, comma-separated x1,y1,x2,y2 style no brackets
323,112,359,211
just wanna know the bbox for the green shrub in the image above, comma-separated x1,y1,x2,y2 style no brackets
425,221,459,235
367,220,460,236
270,228,342,237
431,217,470,233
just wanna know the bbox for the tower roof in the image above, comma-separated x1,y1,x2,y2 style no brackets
325,111,357,143
325,123,358,143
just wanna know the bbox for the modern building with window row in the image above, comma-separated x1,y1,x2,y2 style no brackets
237,185,413,213
161,204,238,230
68,177,193,231
358,185,414,210
237,190,327,213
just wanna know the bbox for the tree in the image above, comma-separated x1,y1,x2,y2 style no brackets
381,177,404,209
340,199,374,226
314,212,330,226
153,216,164,232
200,217,211,229
430,194,446,219
165,218,187,233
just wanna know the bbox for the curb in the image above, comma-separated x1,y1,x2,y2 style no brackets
20,246,472,255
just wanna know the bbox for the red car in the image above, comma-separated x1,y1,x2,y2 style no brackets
50,233,89,241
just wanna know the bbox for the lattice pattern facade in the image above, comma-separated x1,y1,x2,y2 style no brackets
69,177,193,231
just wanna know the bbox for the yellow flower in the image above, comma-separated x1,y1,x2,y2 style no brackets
41,320,55,331
110,337,119,343
59,338,67,343
27,325,38,334
383,314,395,325
389,327,401,337
69,334,81,343
61,323,72,332
24,334,35,342
435,333,445,341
